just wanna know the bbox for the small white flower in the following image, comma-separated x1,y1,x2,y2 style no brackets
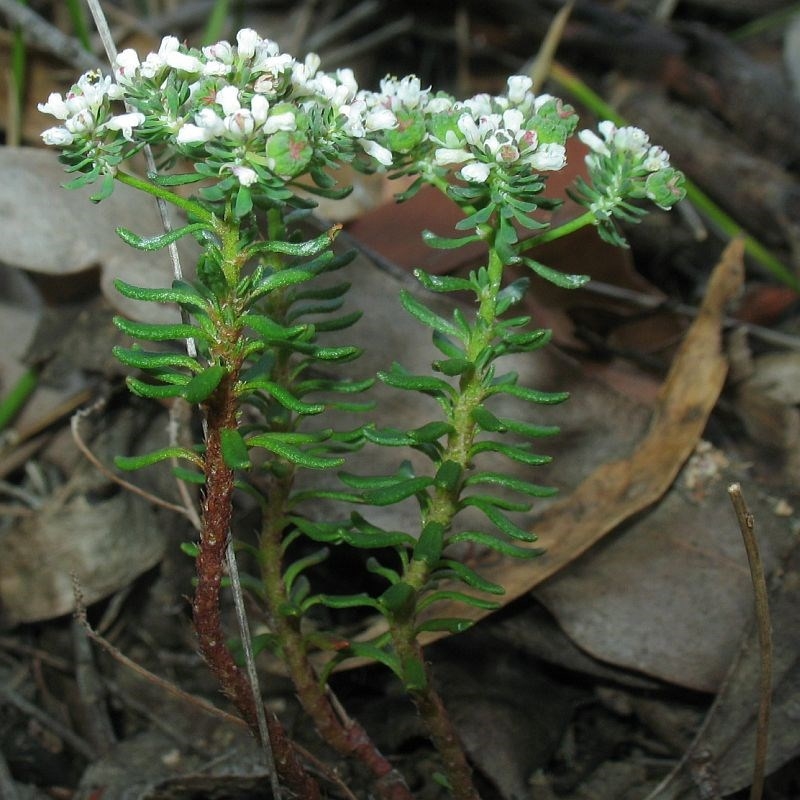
41,126,74,146
434,147,473,166
460,161,491,183
38,93,69,119
613,126,649,155
165,50,203,74
425,96,453,114
502,108,524,132
216,85,241,116
103,112,146,140
251,94,270,125
263,110,296,134
359,138,393,166
237,28,260,59
176,123,210,144
114,49,141,81
202,60,232,77
528,143,566,171
225,109,255,138
195,108,225,136
202,40,234,63
65,108,96,134
457,113,481,146
643,145,670,172
365,108,397,132
507,75,532,104
225,163,259,186
578,128,609,156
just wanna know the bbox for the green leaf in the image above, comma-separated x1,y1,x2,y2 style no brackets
416,588,501,613
284,548,329,595
413,521,445,565
112,346,202,373
220,428,250,470
116,222,211,251
399,290,460,338
245,227,340,259
147,170,207,186
242,313,309,341
523,257,590,290
304,593,381,612
413,269,473,294
464,472,558,497
487,382,569,405
234,185,253,218
126,376,186,400
421,229,483,250
246,435,344,469
469,440,552,466
449,531,542,560
433,358,473,377
471,406,507,432
362,476,433,506
115,447,202,470
181,365,225,404
434,460,462,492
460,499,537,541
378,363,455,401
436,559,505,595
249,268,315,300
380,581,417,617
401,654,428,691
335,641,403,681
114,317,209,343
237,380,324,415
415,618,474,635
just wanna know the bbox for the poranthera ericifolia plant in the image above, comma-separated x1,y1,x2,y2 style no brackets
40,28,685,800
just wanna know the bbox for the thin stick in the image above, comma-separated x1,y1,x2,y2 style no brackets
728,483,772,800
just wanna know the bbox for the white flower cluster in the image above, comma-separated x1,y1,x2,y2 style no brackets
578,121,670,173
432,75,568,184
39,71,143,148
577,120,682,214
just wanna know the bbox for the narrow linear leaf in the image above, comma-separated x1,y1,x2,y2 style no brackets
114,279,209,311
181,365,226,404
487,382,569,404
435,559,505,595
416,589,501,613
112,347,202,373
413,269,474,294
415,618,474,635
464,472,558,497
116,222,211,251
147,170,207,186
362,476,434,506
469,440,553,466
126,376,186,400
399,290,460,338
422,229,484,250
247,435,344,469
237,380,324,415
449,530,543,560
220,428,250,470
115,447,203,470
114,317,209,343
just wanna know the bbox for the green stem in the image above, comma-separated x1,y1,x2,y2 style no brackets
115,170,215,224
519,210,596,252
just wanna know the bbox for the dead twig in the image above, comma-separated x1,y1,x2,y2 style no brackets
70,400,196,520
728,483,772,800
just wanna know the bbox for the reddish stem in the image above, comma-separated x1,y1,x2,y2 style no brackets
193,371,320,800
